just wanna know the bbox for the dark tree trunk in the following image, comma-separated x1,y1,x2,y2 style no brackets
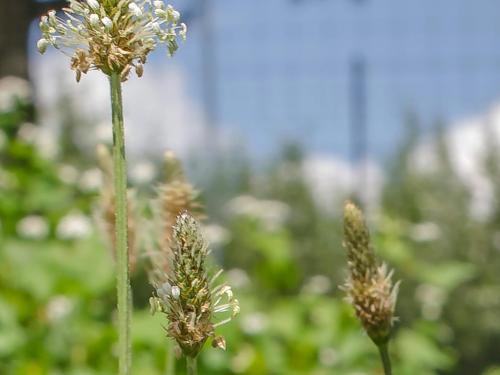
0,0,67,79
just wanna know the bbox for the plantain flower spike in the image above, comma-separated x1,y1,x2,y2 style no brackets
148,151,203,286
37,0,187,81
342,201,400,346
158,151,203,249
149,212,239,358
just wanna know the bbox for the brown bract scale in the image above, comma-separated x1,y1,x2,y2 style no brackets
38,0,187,81
342,201,400,345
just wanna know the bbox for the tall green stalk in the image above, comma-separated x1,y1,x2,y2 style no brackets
378,343,392,375
186,357,197,375
110,72,131,375
165,339,176,375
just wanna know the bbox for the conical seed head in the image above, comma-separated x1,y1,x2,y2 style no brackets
167,212,213,357
150,212,239,357
164,150,185,182
343,201,377,280
159,181,202,247
148,153,203,295
342,201,400,346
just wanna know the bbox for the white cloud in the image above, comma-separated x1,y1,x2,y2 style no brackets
413,103,500,220
31,52,238,161
302,155,384,214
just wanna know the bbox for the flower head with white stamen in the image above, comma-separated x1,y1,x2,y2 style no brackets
37,0,187,81
149,212,239,358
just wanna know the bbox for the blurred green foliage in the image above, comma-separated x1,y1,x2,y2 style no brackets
0,91,499,374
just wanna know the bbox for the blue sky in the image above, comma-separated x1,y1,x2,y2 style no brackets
160,0,500,160
31,0,500,162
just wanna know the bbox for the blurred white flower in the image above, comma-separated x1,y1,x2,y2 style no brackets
408,222,441,242
58,164,79,185
56,212,92,240
130,161,156,185
17,122,38,143
35,128,59,159
46,296,73,322
94,121,113,144
202,224,230,247
302,155,384,213
79,168,103,192
17,215,49,240
301,275,331,296
17,122,59,159
241,312,267,335
225,195,290,231
226,268,251,289
230,345,256,373
415,283,446,321
318,347,339,367
0,76,31,112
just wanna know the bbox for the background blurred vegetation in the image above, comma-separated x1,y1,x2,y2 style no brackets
1,81,500,374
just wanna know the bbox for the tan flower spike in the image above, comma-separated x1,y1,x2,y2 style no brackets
148,151,203,286
342,201,400,346
38,0,187,81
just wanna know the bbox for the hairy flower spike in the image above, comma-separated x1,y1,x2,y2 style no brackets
147,151,204,301
342,201,400,346
158,151,203,249
150,213,239,358
37,0,187,81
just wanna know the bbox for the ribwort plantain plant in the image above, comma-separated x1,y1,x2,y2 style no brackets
37,1,186,373
148,151,204,375
150,212,239,375
342,201,400,375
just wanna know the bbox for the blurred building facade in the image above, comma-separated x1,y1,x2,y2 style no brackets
171,0,500,160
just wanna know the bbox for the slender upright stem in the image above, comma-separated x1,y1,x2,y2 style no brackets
186,356,197,375
378,343,392,375
110,72,131,375
165,339,175,375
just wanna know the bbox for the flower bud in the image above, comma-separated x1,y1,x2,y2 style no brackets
89,14,100,27
128,3,143,17
87,0,100,10
48,10,57,27
167,5,180,22
37,38,49,54
179,23,187,41
135,63,144,77
171,285,180,299
151,22,161,33
154,0,164,8
101,17,113,30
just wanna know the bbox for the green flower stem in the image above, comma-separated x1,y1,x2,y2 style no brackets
165,339,175,375
110,72,131,375
378,343,392,375
186,356,197,375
